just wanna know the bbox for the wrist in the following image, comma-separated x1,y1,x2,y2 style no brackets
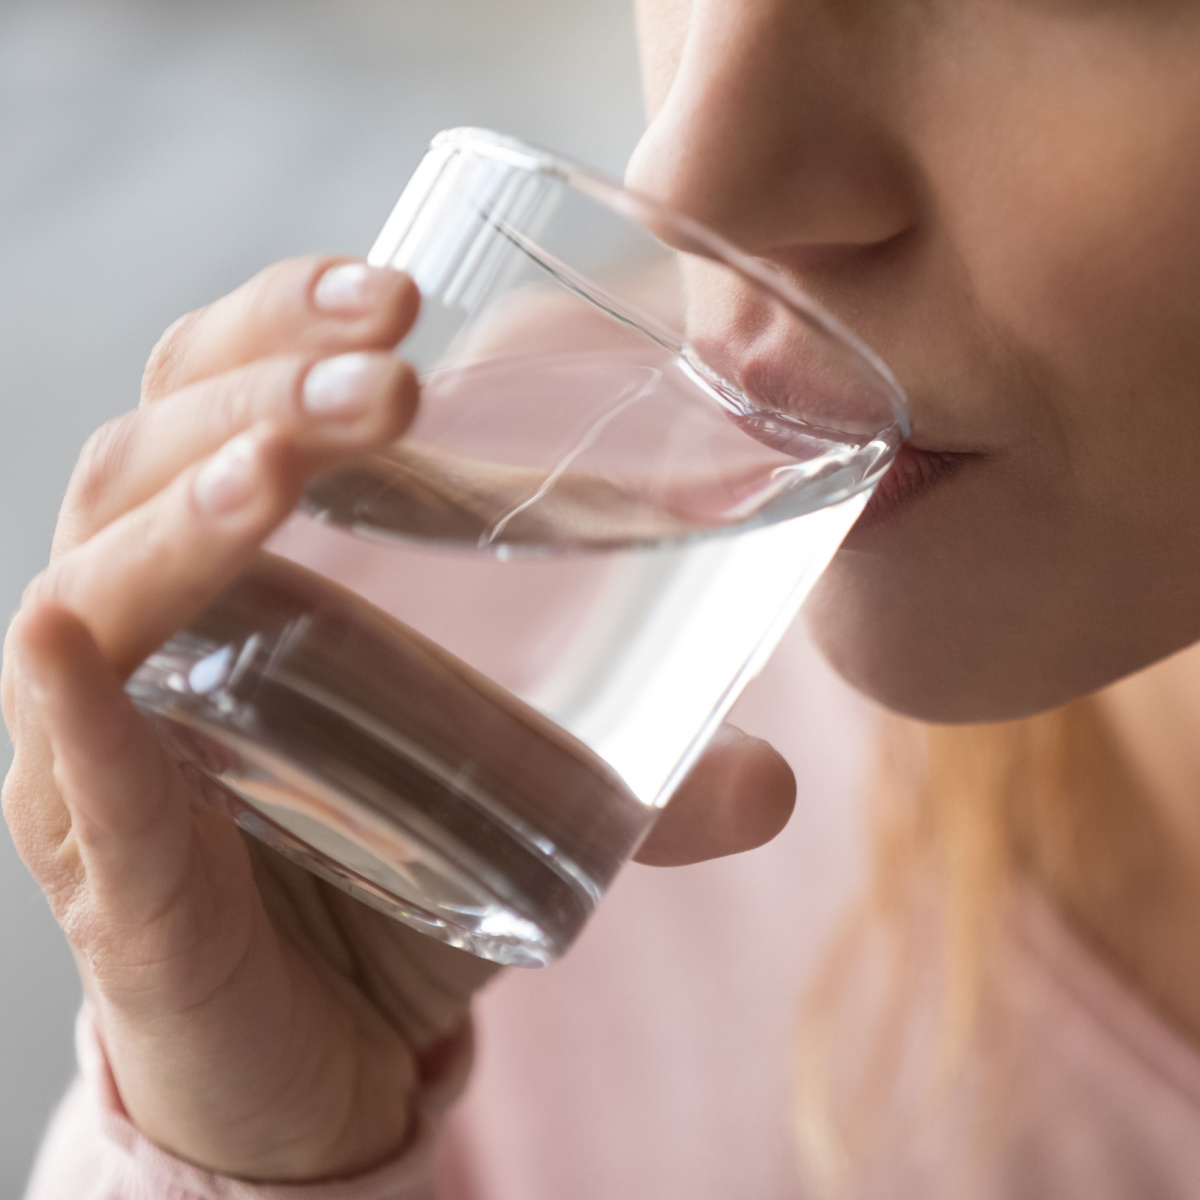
75,1005,443,1198
90,999,421,1183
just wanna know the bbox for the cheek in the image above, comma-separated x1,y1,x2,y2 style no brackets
981,144,1200,408
943,62,1200,493
810,70,1200,720
805,20,1200,720
907,44,1200,588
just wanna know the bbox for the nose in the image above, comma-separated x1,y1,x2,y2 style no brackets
625,0,915,256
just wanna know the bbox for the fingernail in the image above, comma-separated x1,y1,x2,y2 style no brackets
303,352,388,419
312,262,396,314
194,432,261,517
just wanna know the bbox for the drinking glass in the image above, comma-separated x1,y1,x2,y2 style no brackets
127,128,908,967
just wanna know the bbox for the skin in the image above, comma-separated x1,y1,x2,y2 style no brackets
6,0,1200,1183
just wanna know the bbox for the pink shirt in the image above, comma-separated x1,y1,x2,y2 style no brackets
22,627,1200,1198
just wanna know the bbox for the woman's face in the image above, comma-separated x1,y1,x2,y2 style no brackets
626,0,1200,722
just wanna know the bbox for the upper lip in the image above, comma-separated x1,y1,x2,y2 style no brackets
735,357,986,461
689,259,997,460
741,252,997,460
736,354,900,442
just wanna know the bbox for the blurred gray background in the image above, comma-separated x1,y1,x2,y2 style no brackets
0,1,643,1191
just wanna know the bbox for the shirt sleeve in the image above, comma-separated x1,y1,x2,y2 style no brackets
22,1008,444,1200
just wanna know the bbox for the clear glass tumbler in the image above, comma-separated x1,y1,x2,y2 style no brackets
127,128,908,967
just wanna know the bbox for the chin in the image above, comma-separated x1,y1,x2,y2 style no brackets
803,552,1092,726
804,545,1200,726
801,436,1200,724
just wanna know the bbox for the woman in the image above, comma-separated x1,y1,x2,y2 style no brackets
9,0,1200,1195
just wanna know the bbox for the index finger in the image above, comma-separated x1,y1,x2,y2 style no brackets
141,257,418,404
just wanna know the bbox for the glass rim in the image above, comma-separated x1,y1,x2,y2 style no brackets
428,126,910,441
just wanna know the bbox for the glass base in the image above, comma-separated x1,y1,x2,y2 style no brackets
140,701,578,968
156,711,564,967
124,556,654,968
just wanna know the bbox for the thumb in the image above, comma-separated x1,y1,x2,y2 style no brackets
634,724,796,867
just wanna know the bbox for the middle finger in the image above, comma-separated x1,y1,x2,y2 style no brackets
140,257,418,404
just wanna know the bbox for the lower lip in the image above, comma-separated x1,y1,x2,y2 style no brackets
847,445,976,540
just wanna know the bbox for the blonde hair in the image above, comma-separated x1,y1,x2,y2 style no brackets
795,695,1143,1195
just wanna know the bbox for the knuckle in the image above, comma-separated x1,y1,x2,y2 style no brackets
292,253,337,286
142,309,202,402
2,760,44,855
206,355,311,439
0,756,29,829
249,255,331,315
133,501,190,587
46,869,89,936
251,354,311,422
201,365,253,440
279,356,314,424
1,620,28,732
18,569,57,619
1,757,81,914
66,414,137,517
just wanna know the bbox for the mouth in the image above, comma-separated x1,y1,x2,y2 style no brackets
849,444,978,538
685,300,977,540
